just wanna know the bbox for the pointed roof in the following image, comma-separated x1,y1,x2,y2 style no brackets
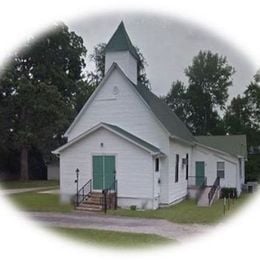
105,22,139,60
64,63,195,144
134,82,195,143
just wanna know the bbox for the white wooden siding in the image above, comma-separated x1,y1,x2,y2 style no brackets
168,139,192,203
60,128,155,208
105,51,138,84
66,67,170,203
191,145,242,194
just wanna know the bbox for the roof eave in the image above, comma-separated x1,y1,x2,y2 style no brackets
170,135,194,146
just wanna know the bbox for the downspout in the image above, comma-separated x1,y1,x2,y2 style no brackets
152,157,155,209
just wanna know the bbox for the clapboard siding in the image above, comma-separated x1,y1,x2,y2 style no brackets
105,51,138,84
66,68,170,203
60,128,155,208
191,145,241,194
168,139,192,203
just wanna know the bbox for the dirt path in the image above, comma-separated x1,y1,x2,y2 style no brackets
28,212,215,242
0,187,56,195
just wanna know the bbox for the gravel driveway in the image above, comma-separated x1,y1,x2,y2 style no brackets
28,212,215,242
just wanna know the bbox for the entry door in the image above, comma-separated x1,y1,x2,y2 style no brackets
195,161,205,186
93,155,116,190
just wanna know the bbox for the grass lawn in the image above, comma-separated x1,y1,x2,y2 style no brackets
108,193,251,224
9,191,73,212
51,227,172,248
0,180,59,189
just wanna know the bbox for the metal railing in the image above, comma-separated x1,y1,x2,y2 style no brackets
101,179,118,214
208,176,220,205
74,179,92,207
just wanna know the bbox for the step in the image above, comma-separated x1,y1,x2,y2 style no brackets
90,192,103,197
79,202,102,208
76,206,102,212
81,199,102,205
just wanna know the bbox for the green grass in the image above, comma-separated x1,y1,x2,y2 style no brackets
108,194,251,224
52,227,172,248
0,180,59,189
9,191,73,212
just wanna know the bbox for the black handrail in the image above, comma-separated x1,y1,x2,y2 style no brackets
208,177,220,205
74,179,92,207
101,179,118,213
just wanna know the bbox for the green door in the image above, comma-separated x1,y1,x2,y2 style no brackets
92,155,116,190
195,161,205,186
93,156,104,190
104,156,116,189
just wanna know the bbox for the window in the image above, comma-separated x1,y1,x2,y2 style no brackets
186,153,189,180
155,158,159,172
175,154,179,182
217,162,225,178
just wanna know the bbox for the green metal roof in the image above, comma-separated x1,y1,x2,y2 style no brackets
196,135,247,158
103,123,162,154
105,22,139,60
133,83,195,143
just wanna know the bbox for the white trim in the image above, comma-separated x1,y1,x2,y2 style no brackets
91,153,117,192
194,141,239,160
64,62,171,140
53,122,163,155
64,63,119,137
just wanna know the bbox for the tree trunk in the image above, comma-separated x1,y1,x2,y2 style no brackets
20,146,29,180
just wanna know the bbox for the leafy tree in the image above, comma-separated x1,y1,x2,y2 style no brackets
0,23,88,180
17,23,87,103
73,79,97,113
224,71,260,181
163,80,191,124
224,73,260,146
164,50,234,135
185,51,235,135
89,43,150,87
224,95,250,134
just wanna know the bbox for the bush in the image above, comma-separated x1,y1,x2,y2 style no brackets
220,188,237,199
130,205,137,211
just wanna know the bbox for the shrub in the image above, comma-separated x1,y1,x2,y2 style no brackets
220,188,237,198
130,205,137,211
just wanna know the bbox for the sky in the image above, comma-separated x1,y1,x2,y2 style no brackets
68,12,257,101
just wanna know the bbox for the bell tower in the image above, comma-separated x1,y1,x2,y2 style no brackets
105,22,139,84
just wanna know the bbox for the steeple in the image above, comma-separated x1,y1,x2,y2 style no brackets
105,22,139,84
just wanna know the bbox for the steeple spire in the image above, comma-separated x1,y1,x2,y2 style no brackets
104,22,139,84
105,21,139,60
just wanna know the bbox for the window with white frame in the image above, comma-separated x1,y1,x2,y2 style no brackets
217,162,225,178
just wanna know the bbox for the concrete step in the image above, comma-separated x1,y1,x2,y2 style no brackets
82,198,102,204
197,187,211,207
76,206,102,212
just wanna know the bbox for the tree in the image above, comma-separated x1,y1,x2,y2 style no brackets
163,80,191,124
224,95,250,134
17,23,87,103
185,51,235,135
0,23,88,180
164,50,234,135
89,43,150,87
224,71,260,181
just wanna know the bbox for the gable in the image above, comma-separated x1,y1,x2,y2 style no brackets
65,64,170,149
53,123,163,155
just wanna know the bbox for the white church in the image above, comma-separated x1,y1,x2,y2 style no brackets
53,22,247,210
